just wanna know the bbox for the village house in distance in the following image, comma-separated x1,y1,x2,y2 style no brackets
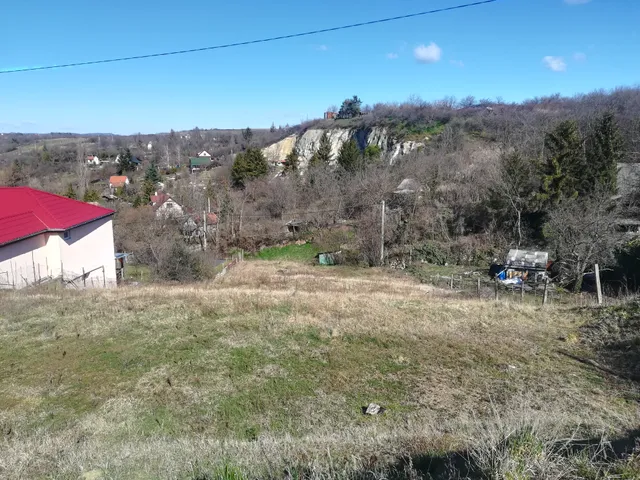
0,187,117,289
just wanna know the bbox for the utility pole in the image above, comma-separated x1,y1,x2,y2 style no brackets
380,200,385,264
595,264,603,305
203,210,207,251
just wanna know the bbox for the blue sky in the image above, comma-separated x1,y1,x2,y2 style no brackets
0,0,638,134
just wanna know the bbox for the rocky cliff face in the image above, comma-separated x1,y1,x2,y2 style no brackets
262,126,423,170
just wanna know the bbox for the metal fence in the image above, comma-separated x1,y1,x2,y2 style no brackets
424,273,609,307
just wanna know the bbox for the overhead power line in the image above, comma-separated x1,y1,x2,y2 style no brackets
0,0,497,74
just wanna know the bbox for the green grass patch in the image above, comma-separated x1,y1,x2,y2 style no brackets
252,243,321,262
390,120,446,141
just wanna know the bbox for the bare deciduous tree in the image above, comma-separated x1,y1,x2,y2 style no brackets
75,144,88,200
543,194,622,291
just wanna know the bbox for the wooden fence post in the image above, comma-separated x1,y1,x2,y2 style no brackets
494,278,499,301
520,280,525,302
595,263,603,306
449,276,454,289
543,278,549,306
477,278,481,299
102,266,106,288
82,267,86,287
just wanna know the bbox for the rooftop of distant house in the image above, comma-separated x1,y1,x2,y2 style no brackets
109,176,129,187
189,156,211,167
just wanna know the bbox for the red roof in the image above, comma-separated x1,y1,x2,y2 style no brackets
109,176,128,187
150,192,171,206
0,187,115,246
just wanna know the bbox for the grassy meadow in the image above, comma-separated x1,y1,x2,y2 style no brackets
0,261,639,479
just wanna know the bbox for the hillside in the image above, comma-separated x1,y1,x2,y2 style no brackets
3,87,640,294
1,261,639,478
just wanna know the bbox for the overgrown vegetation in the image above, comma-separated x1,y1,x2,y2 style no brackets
2,87,640,290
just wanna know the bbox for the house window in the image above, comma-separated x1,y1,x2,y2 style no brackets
63,230,71,241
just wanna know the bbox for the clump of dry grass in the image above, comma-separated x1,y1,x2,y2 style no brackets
0,261,638,479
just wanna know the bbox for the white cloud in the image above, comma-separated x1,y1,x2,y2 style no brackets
316,45,328,51
542,56,567,72
386,53,399,60
573,52,587,61
450,60,464,68
414,43,442,64
564,0,591,4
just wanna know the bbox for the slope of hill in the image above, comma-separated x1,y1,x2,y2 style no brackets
1,261,638,478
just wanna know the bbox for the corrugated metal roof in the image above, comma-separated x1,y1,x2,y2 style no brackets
189,157,211,167
505,249,548,270
0,187,114,246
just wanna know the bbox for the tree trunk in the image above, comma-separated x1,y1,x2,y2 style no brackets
573,261,586,293
516,209,522,247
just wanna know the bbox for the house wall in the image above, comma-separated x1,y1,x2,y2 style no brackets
156,200,184,219
0,217,117,289
0,234,51,288
58,217,117,287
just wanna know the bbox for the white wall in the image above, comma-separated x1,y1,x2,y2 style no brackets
0,234,52,288
0,217,116,289
156,200,184,219
59,217,117,287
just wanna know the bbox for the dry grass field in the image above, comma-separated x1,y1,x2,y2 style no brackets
1,261,639,479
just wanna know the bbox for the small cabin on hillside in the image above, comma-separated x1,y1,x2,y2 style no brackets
189,156,211,172
495,249,549,284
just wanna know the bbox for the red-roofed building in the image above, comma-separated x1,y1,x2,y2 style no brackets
150,191,183,219
0,187,117,289
109,175,129,191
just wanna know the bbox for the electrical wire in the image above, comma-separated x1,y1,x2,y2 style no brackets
0,0,497,74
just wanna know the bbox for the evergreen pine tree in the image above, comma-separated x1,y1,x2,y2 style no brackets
337,139,363,173
144,163,161,185
586,112,624,195
242,127,253,145
537,120,584,206
337,96,363,119
8,160,26,186
314,132,333,165
83,189,100,203
117,148,134,175
364,145,381,162
283,147,299,174
142,180,156,204
41,143,51,162
231,148,268,187
64,183,77,200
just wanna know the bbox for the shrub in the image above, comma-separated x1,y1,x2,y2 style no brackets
414,242,449,265
158,241,203,282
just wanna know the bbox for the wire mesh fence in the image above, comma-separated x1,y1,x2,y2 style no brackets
423,273,610,307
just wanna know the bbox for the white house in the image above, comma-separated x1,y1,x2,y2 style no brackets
198,151,211,158
151,192,184,219
0,187,117,289
109,175,130,192
86,155,101,166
